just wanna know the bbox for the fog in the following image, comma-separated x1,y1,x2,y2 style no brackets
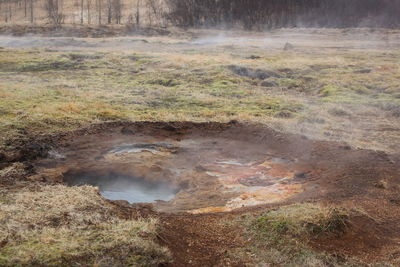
1,28,399,52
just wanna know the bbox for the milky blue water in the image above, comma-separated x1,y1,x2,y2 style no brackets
65,173,177,204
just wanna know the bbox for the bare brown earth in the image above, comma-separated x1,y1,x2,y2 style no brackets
2,121,399,266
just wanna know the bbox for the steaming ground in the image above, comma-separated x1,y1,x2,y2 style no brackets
0,28,399,153
1,28,400,266
1,28,399,50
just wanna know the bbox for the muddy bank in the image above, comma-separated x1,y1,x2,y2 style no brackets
2,121,400,265
10,121,397,214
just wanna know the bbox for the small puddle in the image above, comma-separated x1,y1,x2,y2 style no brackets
64,172,178,204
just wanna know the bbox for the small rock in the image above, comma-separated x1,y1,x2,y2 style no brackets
374,180,388,189
247,55,261,59
227,65,280,80
354,69,372,74
121,127,135,135
261,80,278,87
274,110,294,118
284,42,294,51
294,172,307,179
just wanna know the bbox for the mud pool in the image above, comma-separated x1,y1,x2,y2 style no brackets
31,123,323,213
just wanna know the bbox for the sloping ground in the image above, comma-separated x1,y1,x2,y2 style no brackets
0,185,171,266
159,204,398,266
1,121,399,266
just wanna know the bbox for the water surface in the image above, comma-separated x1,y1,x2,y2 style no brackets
65,172,177,203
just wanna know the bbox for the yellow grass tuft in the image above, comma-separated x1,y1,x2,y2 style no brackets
0,185,170,266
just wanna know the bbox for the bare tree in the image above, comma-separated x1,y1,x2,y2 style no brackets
96,0,102,24
106,0,111,23
1,1,7,23
147,0,163,26
1,0,400,29
86,0,92,24
80,0,83,24
45,0,64,26
24,0,27,18
112,0,122,24
29,0,33,23
165,0,400,29
7,1,11,22
135,0,141,27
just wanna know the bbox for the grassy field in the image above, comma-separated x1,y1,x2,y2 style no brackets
0,28,399,266
0,31,399,153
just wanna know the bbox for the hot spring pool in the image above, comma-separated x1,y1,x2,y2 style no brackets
64,172,178,204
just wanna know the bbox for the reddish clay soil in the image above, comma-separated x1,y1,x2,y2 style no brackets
2,121,400,266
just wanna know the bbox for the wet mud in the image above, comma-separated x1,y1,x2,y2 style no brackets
29,122,399,214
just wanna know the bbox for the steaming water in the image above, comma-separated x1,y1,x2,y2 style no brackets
65,173,178,203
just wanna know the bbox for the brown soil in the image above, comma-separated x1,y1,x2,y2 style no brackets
2,121,400,266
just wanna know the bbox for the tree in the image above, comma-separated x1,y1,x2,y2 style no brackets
96,0,102,24
112,0,122,24
80,0,83,24
29,0,33,23
135,0,141,27
165,0,400,29
106,0,111,23
86,0,92,24
45,0,64,26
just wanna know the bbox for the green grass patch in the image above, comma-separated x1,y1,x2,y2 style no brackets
232,204,358,266
253,204,348,240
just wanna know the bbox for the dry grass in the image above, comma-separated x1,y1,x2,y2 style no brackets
0,163,27,185
0,31,399,152
0,29,399,266
0,185,170,266
230,203,359,267
235,203,397,266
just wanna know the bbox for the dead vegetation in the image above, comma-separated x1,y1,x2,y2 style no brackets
0,163,27,185
0,28,399,266
0,29,399,153
0,185,170,266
